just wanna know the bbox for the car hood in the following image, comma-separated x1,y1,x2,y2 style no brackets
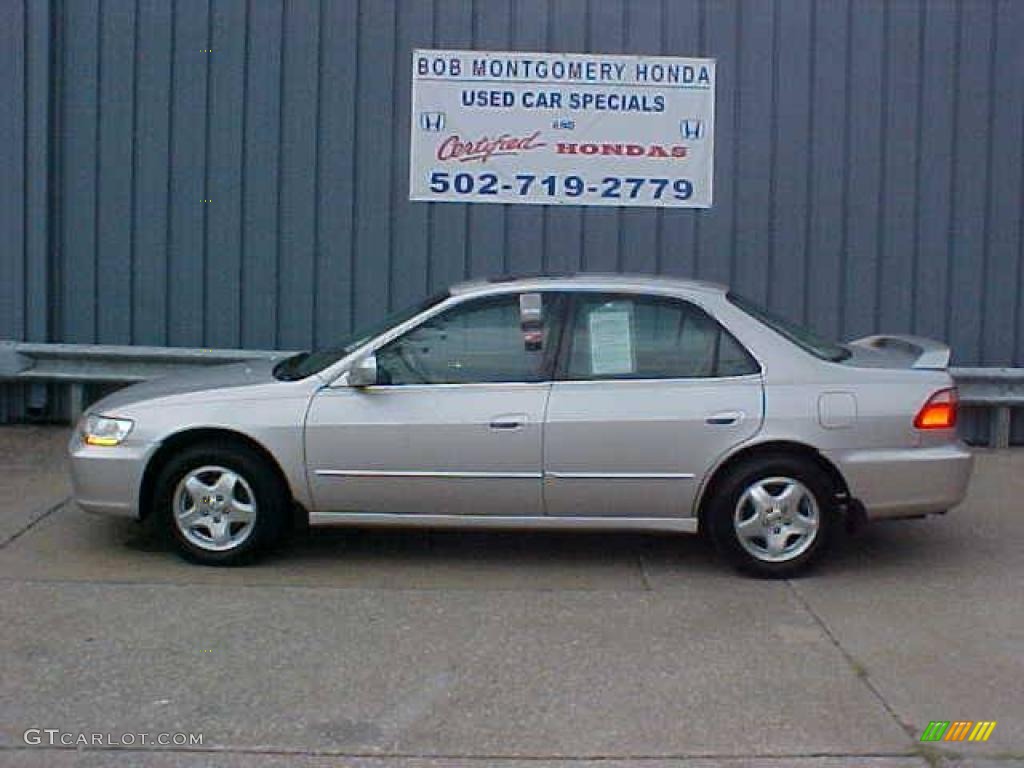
89,359,286,414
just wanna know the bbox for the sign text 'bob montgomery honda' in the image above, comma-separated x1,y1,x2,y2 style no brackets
410,49,715,209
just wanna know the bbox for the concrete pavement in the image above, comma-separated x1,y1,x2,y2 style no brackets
0,426,70,544
0,427,1021,767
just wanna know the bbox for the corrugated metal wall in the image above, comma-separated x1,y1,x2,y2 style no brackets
2,0,1024,422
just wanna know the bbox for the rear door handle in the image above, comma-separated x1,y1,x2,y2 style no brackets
489,413,527,431
706,410,743,426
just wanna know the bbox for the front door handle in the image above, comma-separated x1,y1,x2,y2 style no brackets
706,410,744,426
489,420,522,430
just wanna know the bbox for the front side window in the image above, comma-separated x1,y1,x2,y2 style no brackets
376,293,560,385
565,294,759,380
274,291,449,380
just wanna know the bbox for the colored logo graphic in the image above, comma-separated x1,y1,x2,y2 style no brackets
419,112,446,132
680,118,705,140
920,721,997,742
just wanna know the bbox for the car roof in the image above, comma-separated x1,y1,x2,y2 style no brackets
449,273,728,297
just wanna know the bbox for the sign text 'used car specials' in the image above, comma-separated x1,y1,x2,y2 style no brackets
410,49,715,208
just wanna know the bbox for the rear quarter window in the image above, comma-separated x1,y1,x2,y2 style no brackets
728,292,850,363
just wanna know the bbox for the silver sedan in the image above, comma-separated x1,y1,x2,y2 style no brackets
69,275,973,576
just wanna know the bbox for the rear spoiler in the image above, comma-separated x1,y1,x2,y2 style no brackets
847,334,951,370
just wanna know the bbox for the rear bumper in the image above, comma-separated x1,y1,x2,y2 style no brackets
828,442,974,520
68,432,155,520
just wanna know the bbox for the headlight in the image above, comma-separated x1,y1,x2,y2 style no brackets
82,415,134,447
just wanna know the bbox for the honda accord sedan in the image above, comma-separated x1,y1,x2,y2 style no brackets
69,275,973,576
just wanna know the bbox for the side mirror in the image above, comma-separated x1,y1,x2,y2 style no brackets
347,354,378,387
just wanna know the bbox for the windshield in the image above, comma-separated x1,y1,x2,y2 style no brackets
727,292,850,362
274,291,449,380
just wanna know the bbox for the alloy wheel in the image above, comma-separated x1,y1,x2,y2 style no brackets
732,476,820,563
172,465,258,552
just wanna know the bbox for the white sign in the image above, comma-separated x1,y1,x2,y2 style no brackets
588,303,635,375
410,49,715,208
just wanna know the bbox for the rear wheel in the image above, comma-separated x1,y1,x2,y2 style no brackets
706,455,836,578
154,442,289,566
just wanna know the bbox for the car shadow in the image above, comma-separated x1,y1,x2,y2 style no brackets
119,512,721,577
811,516,972,578
288,524,716,567
115,506,968,582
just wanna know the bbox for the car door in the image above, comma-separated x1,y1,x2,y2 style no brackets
304,291,563,517
543,292,764,518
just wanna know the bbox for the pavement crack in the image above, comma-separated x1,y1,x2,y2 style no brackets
786,579,918,743
637,554,653,590
0,496,68,549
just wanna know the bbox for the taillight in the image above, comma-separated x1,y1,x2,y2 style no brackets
914,387,958,430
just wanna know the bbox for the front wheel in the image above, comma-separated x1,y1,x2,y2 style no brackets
153,442,289,566
706,455,836,578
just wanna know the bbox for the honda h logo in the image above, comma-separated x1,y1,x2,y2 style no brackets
680,119,705,140
420,112,445,132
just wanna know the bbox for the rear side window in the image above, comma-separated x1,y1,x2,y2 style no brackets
564,294,759,380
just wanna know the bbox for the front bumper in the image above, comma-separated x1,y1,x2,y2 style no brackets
828,442,974,520
68,431,156,519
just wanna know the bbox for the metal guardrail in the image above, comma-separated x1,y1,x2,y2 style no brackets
0,341,291,423
1,340,1021,447
950,367,1024,449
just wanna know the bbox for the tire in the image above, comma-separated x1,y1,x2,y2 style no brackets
706,454,836,578
153,441,290,566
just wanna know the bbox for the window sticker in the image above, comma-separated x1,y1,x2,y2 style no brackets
588,302,635,375
519,292,543,324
